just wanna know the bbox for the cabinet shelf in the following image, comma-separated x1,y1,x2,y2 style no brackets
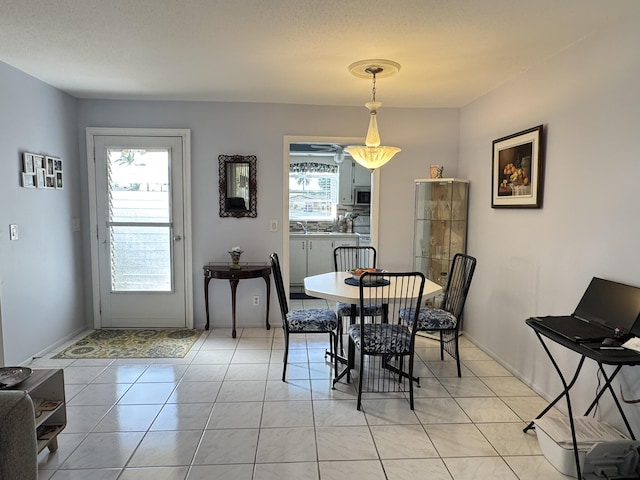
9,369,66,454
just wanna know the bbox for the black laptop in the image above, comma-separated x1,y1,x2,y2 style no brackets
532,277,640,343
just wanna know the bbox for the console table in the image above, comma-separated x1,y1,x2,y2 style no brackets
203,263,271,338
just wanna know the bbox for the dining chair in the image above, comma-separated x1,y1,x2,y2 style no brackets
333,246,383,352
348,271,425,410
269,252,339,382
400,253,477,378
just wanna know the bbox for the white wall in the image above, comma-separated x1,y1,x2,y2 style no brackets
0,62,85,365
459,11,640,432
77,101,460,330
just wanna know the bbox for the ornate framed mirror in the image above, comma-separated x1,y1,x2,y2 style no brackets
219,154,257,218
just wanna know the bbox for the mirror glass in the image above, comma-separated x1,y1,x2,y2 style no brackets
219,155,257,217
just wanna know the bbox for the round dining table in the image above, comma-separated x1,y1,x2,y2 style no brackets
304,271,442,386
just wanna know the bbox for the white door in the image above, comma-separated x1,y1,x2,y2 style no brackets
89,131,191,328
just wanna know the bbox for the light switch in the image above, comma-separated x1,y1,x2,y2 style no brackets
270,220,278,232
9,224,18,241
72,218,81,232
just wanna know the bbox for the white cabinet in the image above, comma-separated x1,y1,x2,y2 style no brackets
339,160,371,204
289,234,359,286
338,160,354,204
306,238,334,278
353,162,371,187
290,238,308,286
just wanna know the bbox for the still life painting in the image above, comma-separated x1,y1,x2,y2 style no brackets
492,125,544,208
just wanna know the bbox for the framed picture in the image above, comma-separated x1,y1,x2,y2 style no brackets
22,173,36,188
46,156,55,175
33,155,44,171
492,125,544,208
22,153,35,174
55,171,64,189
36,168,46,188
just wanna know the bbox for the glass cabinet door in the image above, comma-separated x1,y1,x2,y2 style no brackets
413,179,469,290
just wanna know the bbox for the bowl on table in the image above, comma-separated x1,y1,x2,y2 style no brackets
349,268,384,285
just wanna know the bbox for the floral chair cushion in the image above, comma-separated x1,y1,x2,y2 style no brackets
399,307,457,331
348,323,412,354
336,302,385,318
286,308,337,333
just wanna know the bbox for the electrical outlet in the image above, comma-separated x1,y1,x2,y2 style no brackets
270,220,278,232
72,217,81,232
252,295,260,306
9,224,18,241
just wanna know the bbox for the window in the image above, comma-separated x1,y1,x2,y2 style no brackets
289,162,338,221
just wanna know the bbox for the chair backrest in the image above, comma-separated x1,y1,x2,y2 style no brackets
358,271,425,331
334,246,377,272
269,252,289,320
442,253,477,319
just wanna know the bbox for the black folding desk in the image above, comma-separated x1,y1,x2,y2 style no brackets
524,317,640,479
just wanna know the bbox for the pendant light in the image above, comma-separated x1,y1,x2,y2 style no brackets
345,59,401,171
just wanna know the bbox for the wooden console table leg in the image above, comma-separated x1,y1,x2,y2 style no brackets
263,274,271,331
204,275,212,330
229,279,239,338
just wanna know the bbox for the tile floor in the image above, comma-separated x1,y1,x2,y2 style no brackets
30,298,569,479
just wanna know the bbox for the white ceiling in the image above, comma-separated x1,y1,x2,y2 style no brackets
1,0,638,108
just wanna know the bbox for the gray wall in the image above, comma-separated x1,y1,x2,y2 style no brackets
0,62,85,365
459,10,640,432
76,101,459,330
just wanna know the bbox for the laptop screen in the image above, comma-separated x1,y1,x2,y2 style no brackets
574,277,640,335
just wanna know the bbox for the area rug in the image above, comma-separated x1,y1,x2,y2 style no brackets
53,329,202,359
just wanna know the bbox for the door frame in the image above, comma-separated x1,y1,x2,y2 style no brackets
282,135,380,291
86,127,193,329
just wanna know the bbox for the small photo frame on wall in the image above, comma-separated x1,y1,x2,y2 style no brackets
46,156,55,175
36,168,46,188
33,155,44,171
22,172,36,188
491,125,544,208
23,153,35,174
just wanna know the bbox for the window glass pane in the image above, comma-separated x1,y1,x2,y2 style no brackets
107,149,170,223
110,226,171,292
289,171,338,221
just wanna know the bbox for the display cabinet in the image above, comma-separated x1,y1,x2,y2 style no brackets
413,179,469,297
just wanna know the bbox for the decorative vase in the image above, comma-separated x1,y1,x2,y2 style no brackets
229,251,242,269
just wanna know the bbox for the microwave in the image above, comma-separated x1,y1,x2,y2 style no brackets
354,187,371,205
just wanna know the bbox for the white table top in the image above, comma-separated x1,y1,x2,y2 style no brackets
304,271,442,304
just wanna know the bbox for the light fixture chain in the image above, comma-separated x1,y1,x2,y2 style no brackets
371,72,377,102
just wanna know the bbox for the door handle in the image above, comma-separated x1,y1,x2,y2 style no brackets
174,235,182,241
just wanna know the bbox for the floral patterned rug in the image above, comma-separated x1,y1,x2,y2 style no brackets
53,329,202,359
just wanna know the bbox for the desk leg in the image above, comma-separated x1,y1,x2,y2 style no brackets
263,274,271,331
526,332,583,480
523,355,586,433
229,279,239,338
204,275,212,330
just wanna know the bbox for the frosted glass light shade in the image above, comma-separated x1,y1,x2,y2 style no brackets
345,145,401,170
345,100,401,170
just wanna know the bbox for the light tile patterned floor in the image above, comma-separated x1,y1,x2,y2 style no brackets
31,298,569,480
